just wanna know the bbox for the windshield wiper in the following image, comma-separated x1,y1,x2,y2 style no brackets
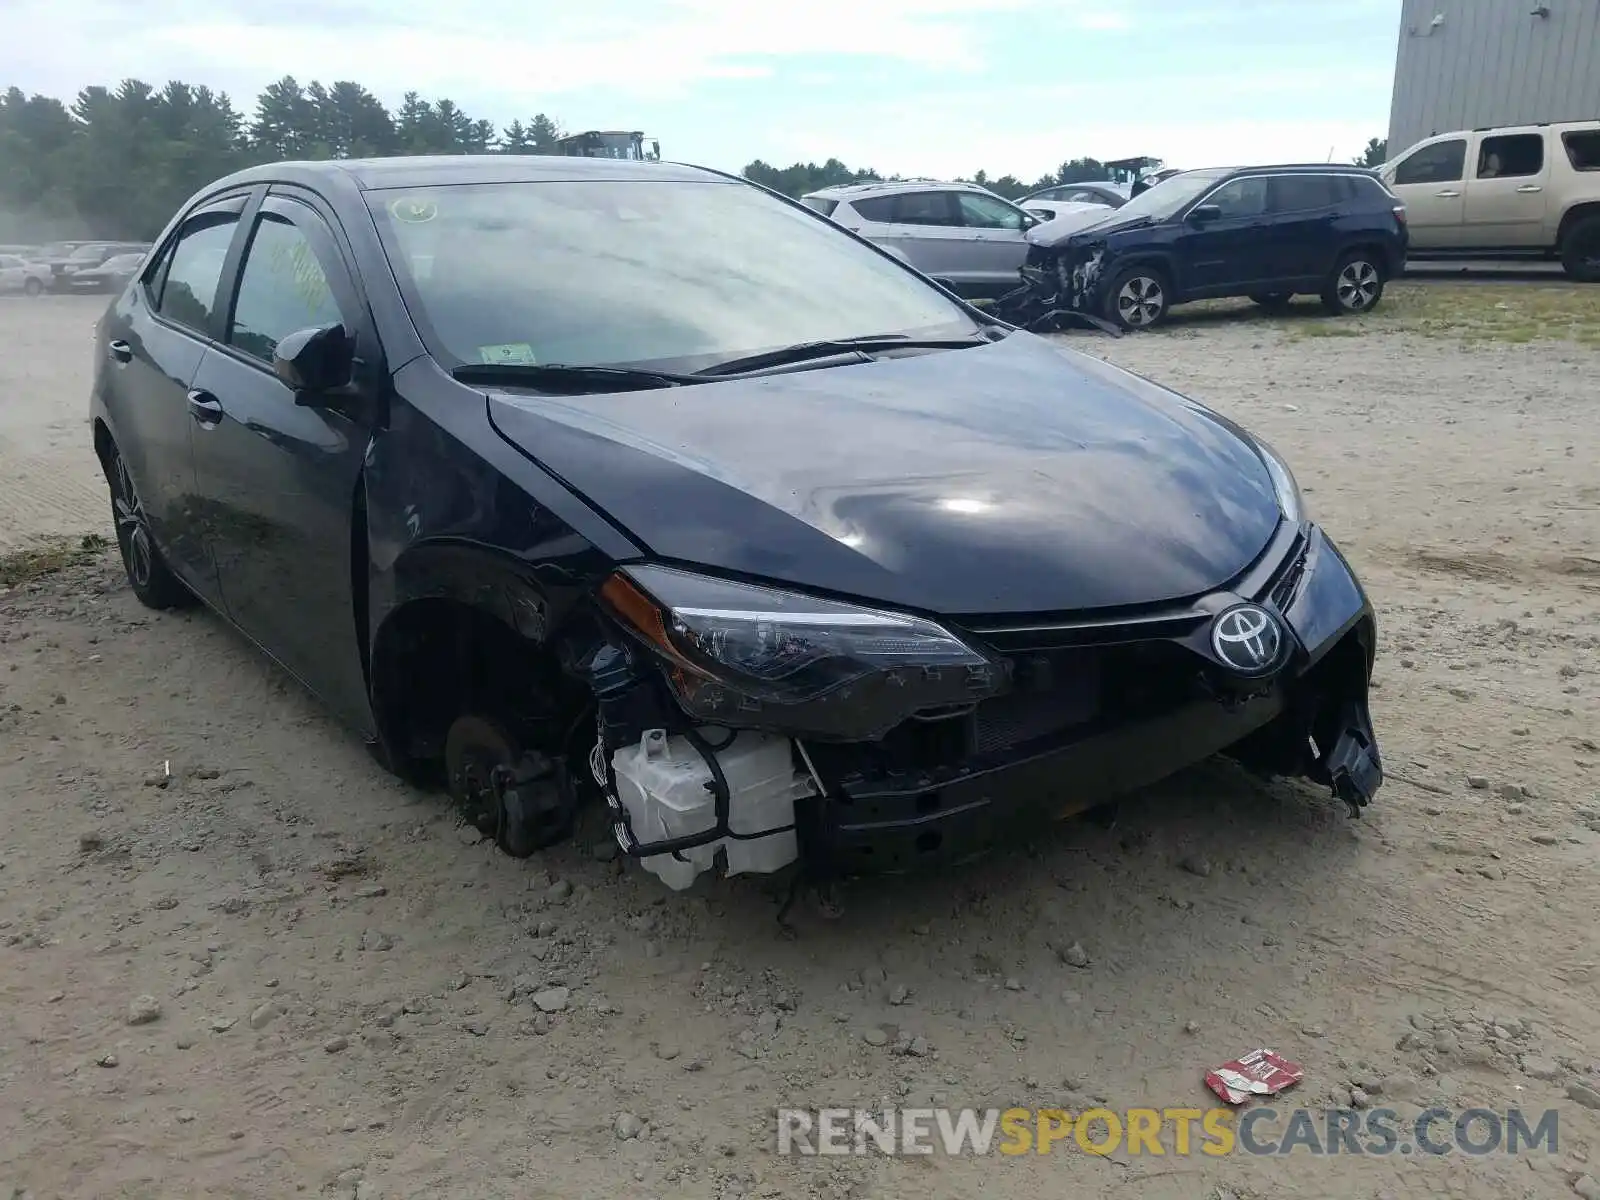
451,362,696,393
694,332,1002,378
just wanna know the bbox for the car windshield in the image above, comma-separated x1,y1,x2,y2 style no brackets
366,179,978,373
1106,169,1232,221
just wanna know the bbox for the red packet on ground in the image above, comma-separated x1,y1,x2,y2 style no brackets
1205,1049,1305,1105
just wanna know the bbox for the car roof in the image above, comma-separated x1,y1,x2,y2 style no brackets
1227,163,1380,176
1413,118,1600,142
804,179,1002,201
1022,181,1130,198
205,154,725,194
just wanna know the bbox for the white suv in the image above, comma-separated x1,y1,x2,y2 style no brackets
800,180,1042,298
1380,119,1600,280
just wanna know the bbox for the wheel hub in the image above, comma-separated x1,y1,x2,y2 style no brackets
112,455,153,589
1337,261,1378,310
445,715,516,834
1117,276,1164,326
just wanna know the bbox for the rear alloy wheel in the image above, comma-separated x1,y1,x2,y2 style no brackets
1104,267,1169,330
104,445,192,609
24,278,43,297
1559,215,1600,283
1322,253,1384,315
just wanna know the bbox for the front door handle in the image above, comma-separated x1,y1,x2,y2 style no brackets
1516,184,1543,193
108,339,132,363
1434,189,1461,198
187,388,224,426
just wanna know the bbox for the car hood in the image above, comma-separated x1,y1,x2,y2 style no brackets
1028,209,1162,249
485,333,1282,617
1024,206,1121,243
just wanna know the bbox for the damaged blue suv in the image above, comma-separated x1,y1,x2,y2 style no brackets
1021,164,1409,331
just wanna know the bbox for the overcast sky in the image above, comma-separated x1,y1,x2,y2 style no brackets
1,0,1400,178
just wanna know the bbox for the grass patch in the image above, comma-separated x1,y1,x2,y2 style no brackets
1280,282,1600,344
0,533,110,591
1167,282,1600,345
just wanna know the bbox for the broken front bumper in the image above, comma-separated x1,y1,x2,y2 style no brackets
991,242,1117,333
796,522,1382,876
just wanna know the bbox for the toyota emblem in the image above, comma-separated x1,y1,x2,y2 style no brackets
1210,604,1284,675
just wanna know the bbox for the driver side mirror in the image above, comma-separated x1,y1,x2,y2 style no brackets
1188,204,1222,225
274,323,354,404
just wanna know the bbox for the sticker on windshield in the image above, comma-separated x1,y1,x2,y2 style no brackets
478,343,538,365
389,196,438,224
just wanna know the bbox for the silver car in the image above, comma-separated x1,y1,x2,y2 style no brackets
800,180,1042,299
0,253,52,297
1019,181,1132,209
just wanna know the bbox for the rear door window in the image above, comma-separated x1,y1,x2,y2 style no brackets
891,191,961,227
154,212,241,336
849,196,896,223
1269,175,1341,212
1393,139,1466,185
800,197,838,217
1476,133,1544,179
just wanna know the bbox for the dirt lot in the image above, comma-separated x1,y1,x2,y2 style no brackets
1,291,1598,1200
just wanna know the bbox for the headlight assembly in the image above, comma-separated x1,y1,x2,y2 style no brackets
1251,436,1304,523
599,566,1008,741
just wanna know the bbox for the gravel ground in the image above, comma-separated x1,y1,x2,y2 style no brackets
1,294,1598,1200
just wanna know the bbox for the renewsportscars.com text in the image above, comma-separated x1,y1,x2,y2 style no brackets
775,1106,1560,1157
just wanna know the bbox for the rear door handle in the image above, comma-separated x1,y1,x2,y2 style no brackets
108,340,132,363
1516,184,1543,193
187,388,224,426
1434,189,1461,198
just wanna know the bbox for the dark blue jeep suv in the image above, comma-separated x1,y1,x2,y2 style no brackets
1024,164,1409,331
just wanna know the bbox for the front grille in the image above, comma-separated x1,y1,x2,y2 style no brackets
809,625,1213,789
973,649,1100,754
1265,535,1309,611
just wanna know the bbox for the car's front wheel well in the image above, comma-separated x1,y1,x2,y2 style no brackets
368,598,582,786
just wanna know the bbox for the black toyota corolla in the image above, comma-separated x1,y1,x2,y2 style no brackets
90,154,1383,890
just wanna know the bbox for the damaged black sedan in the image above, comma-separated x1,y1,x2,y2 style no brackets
89,154,1383,892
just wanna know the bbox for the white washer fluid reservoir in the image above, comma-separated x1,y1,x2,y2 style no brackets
609,728,813,890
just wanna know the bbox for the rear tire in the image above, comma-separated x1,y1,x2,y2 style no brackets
1103,265,1170,331
24,278,43,297
1560,215,1600,282
1321,251,1384,315
102,443,193,610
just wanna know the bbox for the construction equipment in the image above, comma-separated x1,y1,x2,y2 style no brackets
1104,156,1163,186
556,131,661,162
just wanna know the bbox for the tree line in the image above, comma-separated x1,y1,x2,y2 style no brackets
0,77,565,241
0,76,1389,242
